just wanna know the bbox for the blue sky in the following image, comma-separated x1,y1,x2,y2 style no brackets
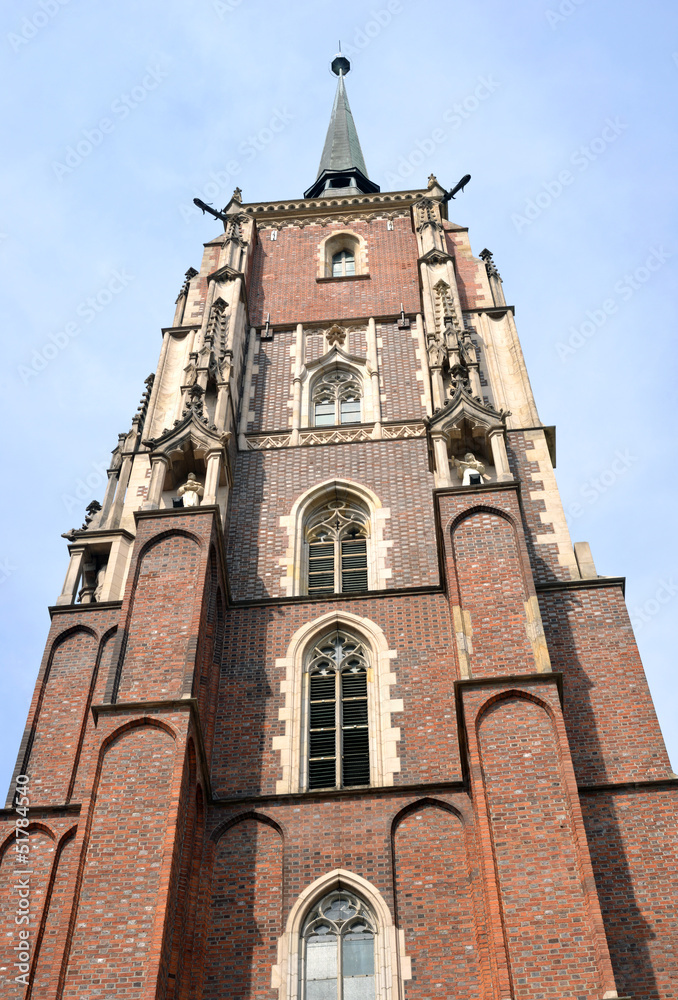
1,0,676,792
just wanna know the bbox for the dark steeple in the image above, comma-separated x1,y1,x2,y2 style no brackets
304,53,380,199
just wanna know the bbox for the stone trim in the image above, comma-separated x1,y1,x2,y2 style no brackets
246,421,425,450
272,611,402,795
278,479,391,597
271,868,411,999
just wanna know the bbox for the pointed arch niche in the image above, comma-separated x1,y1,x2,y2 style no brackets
272,869,411,1000
301,346,379,430
316,229,369,279
272,611,402,795
426,385,512,489
279,479,391,597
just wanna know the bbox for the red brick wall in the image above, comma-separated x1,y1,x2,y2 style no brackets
23,629,98,806
248,217,420,327
31,831,77,997
202,817,282,1000
212,592,458,799
539,586,673,784
506,431,575,584
477,695,602,1000
581,786,678,1000
378,320,426,421
61,725,175,999
444,227,490,311
394,802,484,998
226,439,438,601
0,827,55,999
117,533,203,702
249,330,294,433
451,510,535,676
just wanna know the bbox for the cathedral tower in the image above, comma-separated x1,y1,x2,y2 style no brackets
1,57,675,1000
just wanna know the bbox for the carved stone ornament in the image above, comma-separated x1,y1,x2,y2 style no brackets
326,324,347,347
175,267,198,303
183,383,205,418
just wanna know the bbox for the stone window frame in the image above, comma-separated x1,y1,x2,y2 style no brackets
272,610,402,796
311,367,363,427
278,479,392,598
317,230,369,279
301,354,378,431
271,869,411,1000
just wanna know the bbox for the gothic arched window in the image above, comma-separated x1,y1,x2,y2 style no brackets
306,499,368,595
313,370,362,427
307,631,370,790
332,248,356,277
302,889,376,999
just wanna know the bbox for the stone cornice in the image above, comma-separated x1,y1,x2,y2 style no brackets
535,576,627,597
48,599,123,619
240,188,425,225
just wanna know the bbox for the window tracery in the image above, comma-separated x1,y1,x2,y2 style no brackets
306,499,368,595
301,889,376,999
312,370,362,427
307,631,370,790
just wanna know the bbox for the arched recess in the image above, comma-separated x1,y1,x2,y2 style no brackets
116,529,203,702
392,801,486,999
316,229,369,278
60,722,176,998
202,814,283,1000
300,346,379,429
450,507,550,677
28,826,78,999
273,868,410,1000
21,626,99,805
279,478,391,597
272,610,402,794
476,694,607,1000
0,824,56,995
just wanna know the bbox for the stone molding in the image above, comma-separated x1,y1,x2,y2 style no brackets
272,867,411,999
272,610,402,796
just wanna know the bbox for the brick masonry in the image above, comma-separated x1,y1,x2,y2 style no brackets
1,188,676,1000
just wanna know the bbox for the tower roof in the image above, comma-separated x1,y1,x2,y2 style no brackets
304,55,380,199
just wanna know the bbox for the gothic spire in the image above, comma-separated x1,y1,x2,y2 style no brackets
304,53,380,199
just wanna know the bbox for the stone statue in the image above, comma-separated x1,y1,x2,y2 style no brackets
454,452,491,486
177,473,204,507
93,564,107,602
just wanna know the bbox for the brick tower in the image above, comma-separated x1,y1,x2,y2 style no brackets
2,55,675,1000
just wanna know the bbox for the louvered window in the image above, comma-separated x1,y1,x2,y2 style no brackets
307,632,370,790
302,890,376,1000
306,499,369,596
312,370,362,426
